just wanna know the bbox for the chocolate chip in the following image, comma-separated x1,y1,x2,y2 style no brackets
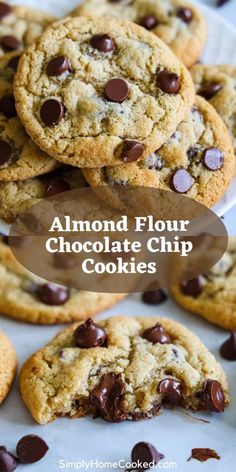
158,378,182,405
122,140,144,162
0,94,16,117
46,56,71,76
0,140,13,166
104,78,129,103
140,15,158,30
142,289,167,305
187,145,201,159
147,154,163,170
45,178,70,196
131,442,164,468
16,435,48,464
7,54,21,72
181,276,204,297
53,253,77,269
0,35,21,52
202,379,225,412
157,69,181,94
0,446,18,472
171,169,193,193
89,372,126,422
74,318,107,348
177,7,193,23
203,147,224,171
198,82,222,99
38,283,69,306
217,0,229,5
142,323,171,344
90,34,115,52
188,448,220,462
220,332,236,361
0,2,12,19
40,99,65,126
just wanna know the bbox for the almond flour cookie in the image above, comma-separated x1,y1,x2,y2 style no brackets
83,96,234,208
0,166,87,223
72,0,207,67
0,1,55,56
0,330,17,404
191,64,236,153
171,238,236,330
0,51,58,181
0,239,126,324
14,16,195,168
19,315,229,425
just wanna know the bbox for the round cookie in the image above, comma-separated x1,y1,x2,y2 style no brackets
0,166,87,223
0,330,17,404
191,64,236,154
0,51,59,181
83,96,235,208
19,315,229,425
171,238,236,331
0,238,126,324
72,0,207,67
0,1,55,56
14,16,195,168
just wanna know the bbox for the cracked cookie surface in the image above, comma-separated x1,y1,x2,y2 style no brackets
14,16,195,168
72,0,207,67
0,51,58,181
83,96,234,208
19,315,229,425
171,238,236,330
0,329,17,404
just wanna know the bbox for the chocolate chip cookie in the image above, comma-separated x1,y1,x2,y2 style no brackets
0,330,17,404
19,315,229,424
0,238,126,324
14,16,195,168
171,238,236,330
0,1,55,56
83,96,234,208
72,0,207,67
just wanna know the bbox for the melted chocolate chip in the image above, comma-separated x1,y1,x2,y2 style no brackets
74,318,107,348
38,283,69,306
142,323,171,344
188,448,220,462
171,169,193,193
142,289,167,305
16,435,49,464
202,379,225,412
89,372,126,422
7,54,21,72
220,332,236,360
40,99,65,126
0,446,18,472
158,378,182,405
181,276,204,297
0,35,21,52
140,15,158,30
0,140,13,166
91,34,115,52
157,69,181,94
0,2,12,19
199,82,222,99
45,178,70,196
177,7,193,23
46,56,71,76
122,140,144,162
203,147,224,171
105,78,129,103
131,442,164,468
0,94,16,117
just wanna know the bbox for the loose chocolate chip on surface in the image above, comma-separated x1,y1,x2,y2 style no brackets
140,15,158,30
157,69,181,94
91,34,115,52
0,94,16,117
89,372,126,422
105,78,129,103
198,82,222,99
122,140,144,162
40,99,65,126
0,140,13,166
0,446,18,472
46,56,71,76
202,379,225,412
181,276,204,297
158,378,182,405
177,7,193,23
16,435,48,464
188,448,220,462
0,2,12,19
142,289,167,305
1,35,21,52
131,442,164,468
220,332,236,360
74,318,107,348
38,283,69,306
142,323,171,344
7,54,21,71
203,147,224,171
171,169,193,193
45,178,70,196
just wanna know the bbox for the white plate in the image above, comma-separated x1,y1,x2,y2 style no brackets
0,3,236,472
